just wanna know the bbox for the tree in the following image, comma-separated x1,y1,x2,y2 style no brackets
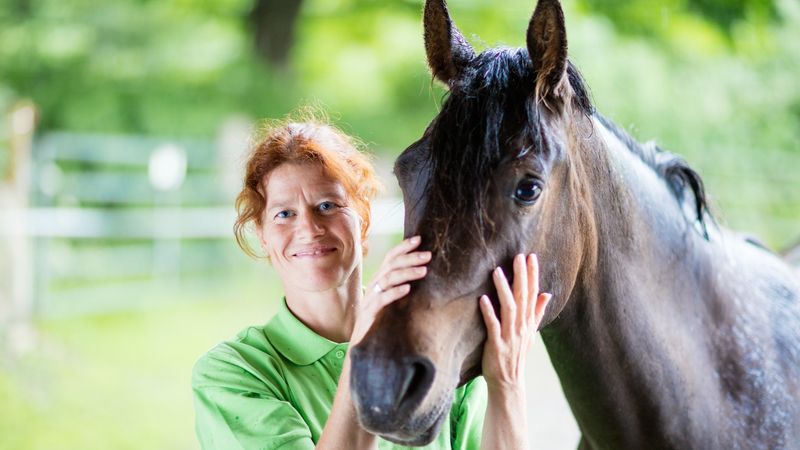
249,0,305,68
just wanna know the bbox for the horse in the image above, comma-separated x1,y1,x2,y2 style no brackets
349,0,800,448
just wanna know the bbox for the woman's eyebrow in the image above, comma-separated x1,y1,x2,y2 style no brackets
265,198,292,211
318,191,347,200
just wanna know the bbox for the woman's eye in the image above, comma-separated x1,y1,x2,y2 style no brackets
318,201,338,212
513,178,543,205
276,210,293,219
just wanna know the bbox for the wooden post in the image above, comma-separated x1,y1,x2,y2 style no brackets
0,100,37,354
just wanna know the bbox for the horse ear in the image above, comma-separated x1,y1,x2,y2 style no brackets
526,0,569,103
424,0,475,86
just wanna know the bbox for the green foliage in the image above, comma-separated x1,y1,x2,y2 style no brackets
0,0,797,245
0,0,291,136
577,0,776,40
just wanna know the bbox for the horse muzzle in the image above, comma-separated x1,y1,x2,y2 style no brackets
349,345,452,445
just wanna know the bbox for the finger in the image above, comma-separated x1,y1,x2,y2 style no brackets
382,251,432,272
512,254,528,331
377,284,411,308
479,295,501,342
383,235,422,262
371,238,426,286
528,253,539,301
381,266,427,290
375,238,424,281
525,254,538,326
525,288,536,328
493,267,516,339
534,293,553,329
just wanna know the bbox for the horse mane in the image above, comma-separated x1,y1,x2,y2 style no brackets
593,114,712,239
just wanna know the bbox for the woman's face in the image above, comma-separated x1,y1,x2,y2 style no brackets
258,162,363,293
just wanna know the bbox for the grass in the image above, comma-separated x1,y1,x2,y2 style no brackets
0,273,284,450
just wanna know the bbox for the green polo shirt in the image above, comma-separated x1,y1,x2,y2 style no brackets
192,298,487,450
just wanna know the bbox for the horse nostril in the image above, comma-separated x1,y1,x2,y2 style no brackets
396,358,435,411
350,349,436,430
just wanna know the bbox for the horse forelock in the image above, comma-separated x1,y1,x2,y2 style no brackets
419,47,593,265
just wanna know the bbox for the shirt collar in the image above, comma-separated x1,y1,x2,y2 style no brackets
264,297,341,366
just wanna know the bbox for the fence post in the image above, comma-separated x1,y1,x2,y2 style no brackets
0,101,37,354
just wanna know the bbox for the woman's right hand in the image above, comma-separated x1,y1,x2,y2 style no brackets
323,237,429,450
350,235,430,344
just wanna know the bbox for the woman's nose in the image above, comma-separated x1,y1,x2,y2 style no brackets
295,210,325,238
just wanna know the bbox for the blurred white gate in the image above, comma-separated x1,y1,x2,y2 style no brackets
0,128,403,318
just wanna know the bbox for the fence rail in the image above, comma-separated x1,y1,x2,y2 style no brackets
0,200,403,238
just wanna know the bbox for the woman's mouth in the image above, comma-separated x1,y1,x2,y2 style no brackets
292,246,337,258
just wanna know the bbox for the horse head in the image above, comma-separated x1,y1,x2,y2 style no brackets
350,0,596,444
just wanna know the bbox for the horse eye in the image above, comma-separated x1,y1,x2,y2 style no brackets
513,178,542,205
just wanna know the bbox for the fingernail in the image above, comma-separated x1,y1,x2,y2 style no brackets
410,236,421,244
418,251,431,260
416,267,427,274
401,284,410,291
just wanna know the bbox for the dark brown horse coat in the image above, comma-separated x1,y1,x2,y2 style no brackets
350,1,800,448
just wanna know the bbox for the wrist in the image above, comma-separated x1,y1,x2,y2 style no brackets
486,382,526,407
483,362,527,392
482,383,529,450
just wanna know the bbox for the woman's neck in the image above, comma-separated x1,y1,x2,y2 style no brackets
283,270,363,343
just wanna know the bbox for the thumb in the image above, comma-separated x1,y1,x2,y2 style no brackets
479,295,502,342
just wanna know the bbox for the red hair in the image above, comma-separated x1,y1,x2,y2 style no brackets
234,116,382,258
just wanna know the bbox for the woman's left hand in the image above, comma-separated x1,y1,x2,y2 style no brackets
479,253,552,392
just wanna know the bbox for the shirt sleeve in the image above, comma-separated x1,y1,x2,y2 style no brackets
192,348,315,450
449,377,488,450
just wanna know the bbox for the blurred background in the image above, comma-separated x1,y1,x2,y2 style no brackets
1,0,799,448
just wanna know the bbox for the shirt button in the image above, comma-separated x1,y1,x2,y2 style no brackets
335,350,345,359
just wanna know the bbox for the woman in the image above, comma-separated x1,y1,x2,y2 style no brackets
192,117,552,449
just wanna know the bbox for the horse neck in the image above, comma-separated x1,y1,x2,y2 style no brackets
540,114,719,447
573,114,712,289
556,114,710,298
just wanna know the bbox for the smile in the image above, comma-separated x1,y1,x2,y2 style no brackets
292,246,337,258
